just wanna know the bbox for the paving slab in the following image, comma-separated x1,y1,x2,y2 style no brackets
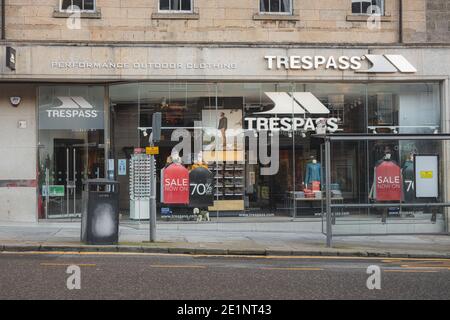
0,221,448,259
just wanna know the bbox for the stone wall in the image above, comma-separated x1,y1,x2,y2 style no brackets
4,1,449,44
426,0,450,43
3,0,402,44
0,84,37,222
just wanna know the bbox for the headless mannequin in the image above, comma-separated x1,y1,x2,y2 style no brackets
305,157,321,188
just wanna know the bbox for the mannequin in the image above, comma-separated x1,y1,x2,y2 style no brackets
305,156,321,189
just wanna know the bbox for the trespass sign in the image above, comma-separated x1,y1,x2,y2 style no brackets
265,55,363,71
265,54,417,73
39,94,104,130
245,92,340,133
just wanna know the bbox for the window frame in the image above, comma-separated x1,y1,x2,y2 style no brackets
351,0,385,16
158,0,194,14
59,0,96,13
259,0,293,15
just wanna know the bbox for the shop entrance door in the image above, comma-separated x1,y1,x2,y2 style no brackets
39,133,105,220
38,85,106,220
46,139,86,218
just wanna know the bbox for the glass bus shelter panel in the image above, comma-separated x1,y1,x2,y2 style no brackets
331,139,448,236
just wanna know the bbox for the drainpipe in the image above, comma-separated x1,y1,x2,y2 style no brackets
398,0,403,43
1,0,5,40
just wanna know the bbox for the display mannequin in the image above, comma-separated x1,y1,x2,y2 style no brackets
304,156,321,189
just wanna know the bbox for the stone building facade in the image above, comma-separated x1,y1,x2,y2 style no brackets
0,0,449,236
0,0,446,44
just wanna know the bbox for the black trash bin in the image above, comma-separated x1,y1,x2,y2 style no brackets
81,179,120,245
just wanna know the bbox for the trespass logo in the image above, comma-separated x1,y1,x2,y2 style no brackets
265,54,417,73
39,95,104,130
245,92,340,133
46,96,99,118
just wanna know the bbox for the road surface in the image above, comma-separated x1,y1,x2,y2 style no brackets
0,251,449,300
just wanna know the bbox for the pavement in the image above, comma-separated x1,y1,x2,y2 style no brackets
0,218,449,258
1,252,449,300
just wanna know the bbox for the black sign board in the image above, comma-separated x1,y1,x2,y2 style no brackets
6,47,16,71
189,167,215,208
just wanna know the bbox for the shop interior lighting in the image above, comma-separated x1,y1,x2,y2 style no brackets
140,128,148,137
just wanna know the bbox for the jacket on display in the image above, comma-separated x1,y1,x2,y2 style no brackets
305,162,321,186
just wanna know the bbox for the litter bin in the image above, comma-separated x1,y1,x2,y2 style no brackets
81,179,120,245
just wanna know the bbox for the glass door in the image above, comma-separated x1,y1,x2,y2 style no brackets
38,85,105,219
39,132,104,218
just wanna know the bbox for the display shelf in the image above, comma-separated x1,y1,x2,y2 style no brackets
209,161,245,202
129,153,151,220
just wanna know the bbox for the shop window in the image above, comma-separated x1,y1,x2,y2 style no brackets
159,0,193,12
60,0,95,12
351,0,384,15
260,0,292,14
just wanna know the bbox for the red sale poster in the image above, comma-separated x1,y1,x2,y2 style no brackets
163,164,190,204
375,161,402,202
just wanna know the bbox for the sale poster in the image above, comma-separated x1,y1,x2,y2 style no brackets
375,161,402,202
162,164,190,204
189,167,215,208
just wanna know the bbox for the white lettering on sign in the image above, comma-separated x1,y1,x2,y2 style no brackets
265,55,362,71
44,96,99,119
51,61,238,71
377,176,401,184
244,92,341,134
46,109,98,118
265,54,416,74
164,178,189,192
246,117,339,133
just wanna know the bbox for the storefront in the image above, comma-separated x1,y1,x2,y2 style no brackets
1,44,449,234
